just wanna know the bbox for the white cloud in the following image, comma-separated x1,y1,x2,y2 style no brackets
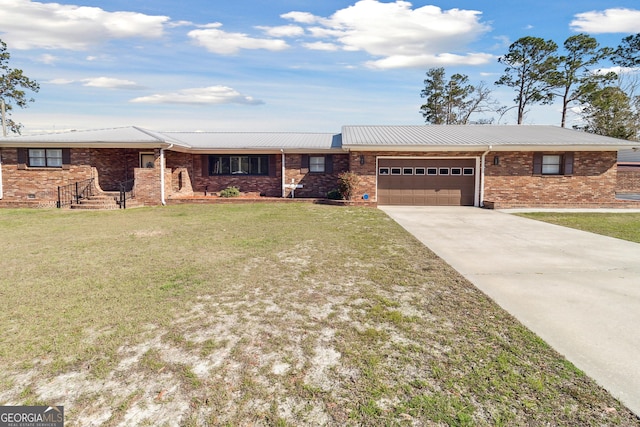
82,77,144,90
38,54,58,64
256,25,305,38
284,1,492,69
366,52,496,70
47,78,75,85
45,77,144,89
570,8,640,33
188,25,290,55
0,0,169,50
130,86,264,105
281,11,319,24
303,42,340,51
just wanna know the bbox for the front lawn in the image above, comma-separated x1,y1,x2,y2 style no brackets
0,204,637,426
516,212,640,243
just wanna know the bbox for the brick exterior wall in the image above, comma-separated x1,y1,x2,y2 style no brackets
0,148,94,207
617,166,640,193
483,151,619,208
0,147,162,207
283,154,349,198
2,146,637,208
181,153,349,198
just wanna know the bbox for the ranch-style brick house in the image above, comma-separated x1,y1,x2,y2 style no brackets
0,125,639,209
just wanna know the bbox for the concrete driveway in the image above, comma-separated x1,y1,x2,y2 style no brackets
380,206,640,416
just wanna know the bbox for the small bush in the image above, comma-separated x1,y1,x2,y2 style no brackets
327,189,342,200
219,186,241,198
338,171,361,200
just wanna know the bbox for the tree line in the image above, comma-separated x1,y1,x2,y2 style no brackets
419,34,640,140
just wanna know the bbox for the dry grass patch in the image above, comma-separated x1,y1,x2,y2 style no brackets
0,204,637,426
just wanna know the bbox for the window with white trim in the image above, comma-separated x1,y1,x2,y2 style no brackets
533,152,574,176
309,156,325,173
29,149,63,167
542,155,562,175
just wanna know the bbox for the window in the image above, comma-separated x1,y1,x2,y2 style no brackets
439,168,450,175
415,167,426,175
28,149,63,167
309,156,325,173
403,167,413,175
390,167,402,175
451,167,462,176
533,153,574,176
209,155,268,175
463,168,474,176
379,167,390,175
542,155,561,174
427,167,437,175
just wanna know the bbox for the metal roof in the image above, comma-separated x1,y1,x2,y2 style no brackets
342,125,639,150
163,132,342,151
0,127,342,152
618,149,640,163
1,125,637,152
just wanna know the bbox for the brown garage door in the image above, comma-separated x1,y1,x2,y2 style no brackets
378,158,476,206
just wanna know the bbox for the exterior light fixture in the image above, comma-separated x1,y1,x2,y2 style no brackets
359,155,365,165
493,155,500,165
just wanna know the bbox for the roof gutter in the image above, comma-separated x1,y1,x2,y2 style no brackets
480,146,491,208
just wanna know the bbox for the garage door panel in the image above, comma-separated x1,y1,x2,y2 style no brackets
378,159,475,206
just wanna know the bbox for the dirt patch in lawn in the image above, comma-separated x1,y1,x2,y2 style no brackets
0,204,638,426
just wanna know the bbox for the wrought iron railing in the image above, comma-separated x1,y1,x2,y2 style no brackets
57,178,95,208
118,179,135,209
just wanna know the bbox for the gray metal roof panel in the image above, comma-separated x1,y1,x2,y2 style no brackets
618,149,640,163
162,132,342,150
342,125,638,147
0,126,178,145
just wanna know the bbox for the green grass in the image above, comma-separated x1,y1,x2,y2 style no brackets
516,212,640,243
0,204,638,426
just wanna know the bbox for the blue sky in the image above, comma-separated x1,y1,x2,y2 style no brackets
1,0,639,133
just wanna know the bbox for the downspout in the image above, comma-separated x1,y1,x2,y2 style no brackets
281,149,286,198
479,145,491,207
0,149,3,200
160,144,173,206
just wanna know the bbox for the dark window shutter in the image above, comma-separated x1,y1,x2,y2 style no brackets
533,152,542,175
563,152,574,175
202,155,210,177
62,148,71,170
17,148,27,169
301,154,309,169
269,154,277,177
325,155,333,173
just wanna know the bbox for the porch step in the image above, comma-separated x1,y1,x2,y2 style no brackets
70,194,120,210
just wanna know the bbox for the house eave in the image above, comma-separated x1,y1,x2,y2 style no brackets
0,141,174,149
343,144,638,152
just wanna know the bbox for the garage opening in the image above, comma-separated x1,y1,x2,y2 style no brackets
378,158,476,206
